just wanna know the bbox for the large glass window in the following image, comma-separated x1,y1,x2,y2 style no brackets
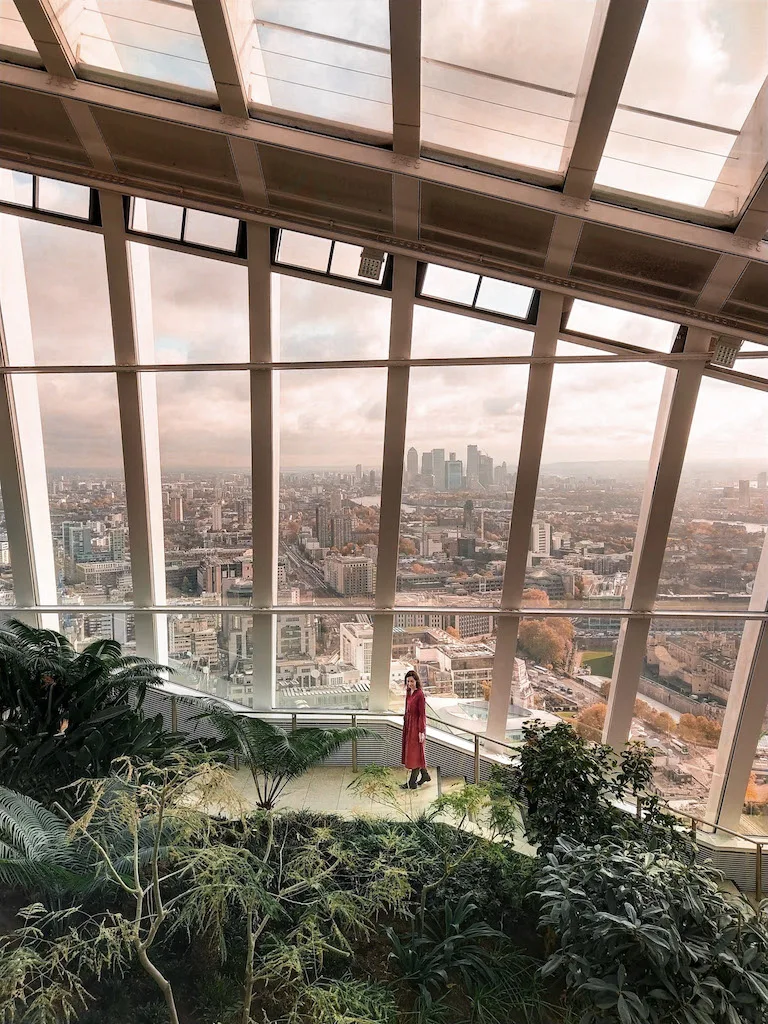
410,305,532,359
278,368,387,605
275,611,369,710
3,215,114,365
396,365,529,608
35,374,130,604
166,611,252,704
131,244,249,364
657,377,768,612
59,610,136,652
743,722,768,837
525,358,667,608
276,275,391,361
155,372,252,605
0,481,13,613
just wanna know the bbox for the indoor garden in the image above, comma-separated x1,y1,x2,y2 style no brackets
0,622,766,1024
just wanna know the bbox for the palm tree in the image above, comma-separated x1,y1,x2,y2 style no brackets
0,619,185,808
193,701,372,810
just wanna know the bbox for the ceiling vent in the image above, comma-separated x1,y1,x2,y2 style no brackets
710,336,743,369
358,247,386,280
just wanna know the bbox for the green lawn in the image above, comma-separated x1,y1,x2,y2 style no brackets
579,651,615,677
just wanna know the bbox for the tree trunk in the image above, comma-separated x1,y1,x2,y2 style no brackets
241,909,256,1024
136,944,180,1024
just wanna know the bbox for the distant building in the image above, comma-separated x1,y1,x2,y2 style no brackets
277,613,317,659
432,449,445,491
211,502,223,531
406,447,419,482
171,495,184,522
340,621,374,675
445,455,463,491
530,520,552,556
324,554,375,596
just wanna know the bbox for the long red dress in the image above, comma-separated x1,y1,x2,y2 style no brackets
402,687,427,770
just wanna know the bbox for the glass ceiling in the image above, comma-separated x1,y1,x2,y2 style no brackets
421,0,597,173
595,0,768,215
2,0,768,225
0,0,41,65
50,0,216,95
241,0,392,133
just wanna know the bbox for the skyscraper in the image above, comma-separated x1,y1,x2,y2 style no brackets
406,446,419,482
211,502,223,531
171,495,184,523
739,480,751,506
479,453,494,488
530,520,552,556
421,450,433,484
758,472,767,490
432,449,445,491
445,455,463,491
315,504,331,547
466,445,480,487
62,523,93,562
109,526,128,561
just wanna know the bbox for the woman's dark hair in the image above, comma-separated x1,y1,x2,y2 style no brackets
405,669,421,689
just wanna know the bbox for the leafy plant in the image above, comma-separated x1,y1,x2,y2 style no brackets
195,700,372,809
0,619,187,808
536,835,768,1024
387,895,507,1022
499,721,689,855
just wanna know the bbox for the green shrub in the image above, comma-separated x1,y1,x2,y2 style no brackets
0,620,188,809
536,835,768,1024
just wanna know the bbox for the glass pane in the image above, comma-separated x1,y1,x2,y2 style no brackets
2,214,115,365
330,241,386,284
422,0,598,172
130,197,184,239
53,0,216,96
526,360,667,607
155,372,252,605
644,618,745,823
276,229,332,272
132,243,249,363
0,0,41,61
0,168,33,206
276,612,370,709
743,723,768,837
596,0,768,214
475,277,534,319
733,355,768,382
566,300,678,352
59,611,136,652
34,374,130,604
0,481,14,613
36,177,91,219
183,209,240,251
421,264,479,305
276,275,391,360
166,611,253,705
396,365,529,607
243,0,392,133
279,368,387,605
657,377,768,611
411,304,533,359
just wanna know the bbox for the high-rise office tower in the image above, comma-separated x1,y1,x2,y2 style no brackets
739,479,751,505
466,445,480,486
432,449,445,491
211,502,223,531
315,505,331,547
171,495,184,523
479,453,494,489
463,499,475,532
355,463,362,480
62,523,93,562
530,520,552,556
445,456,463,491
109,526,128,561
421,450,433,485
406,447,419,482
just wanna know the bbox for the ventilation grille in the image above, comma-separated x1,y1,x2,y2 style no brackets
711,336,743,368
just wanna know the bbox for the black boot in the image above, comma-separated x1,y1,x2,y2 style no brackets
400,769,420,790
417,769,431,786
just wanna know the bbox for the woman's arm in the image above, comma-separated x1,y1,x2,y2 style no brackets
416,689,427,739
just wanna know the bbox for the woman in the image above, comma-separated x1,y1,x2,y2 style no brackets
401,669,431,789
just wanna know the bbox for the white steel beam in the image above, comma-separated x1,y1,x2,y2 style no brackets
389,0,421,158
2,64,767,267
0,187,57,627
100,190,168,662
486,292,563,739
370,256,417,712
561,0,647,198
706,535,768,829
248,222,278,709
602,328,712,748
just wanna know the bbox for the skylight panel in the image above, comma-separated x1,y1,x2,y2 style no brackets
36,177,91,219
276,230,333,272
0,169,33,207
595,0,768,216
475,277,534,319
184,209,240,252
239,0,393,134
0,0,42,66
421,0,597,174
421,264,479,305
131,198,185,240
49,0,216,98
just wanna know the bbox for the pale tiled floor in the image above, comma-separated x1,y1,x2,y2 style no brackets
230,765,537,857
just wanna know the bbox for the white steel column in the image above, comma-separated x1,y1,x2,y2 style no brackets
602,328,711,748
370,257,417,712
706,536,768,829
248,223,278,710
486,293,562,739
0,196,57,627
100,191,168,662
